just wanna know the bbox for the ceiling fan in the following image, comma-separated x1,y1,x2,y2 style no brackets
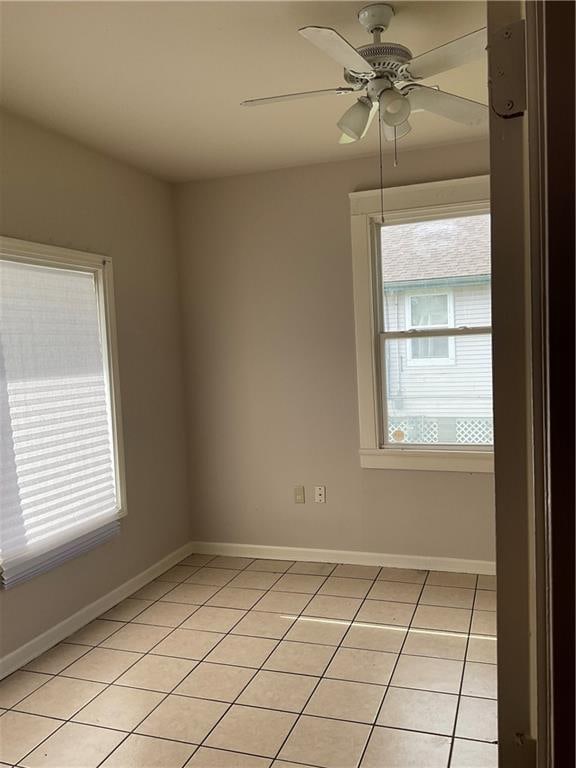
241,3,488,144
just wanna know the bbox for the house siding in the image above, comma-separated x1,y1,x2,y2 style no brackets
383,281,492,443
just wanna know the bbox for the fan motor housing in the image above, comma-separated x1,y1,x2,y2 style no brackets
344,42,413,85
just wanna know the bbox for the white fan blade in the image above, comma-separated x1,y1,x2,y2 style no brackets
407,85,488,126
338,101,378,144
299,26,374,75
407,27,487,80
241,87,354,107
382,120,412,142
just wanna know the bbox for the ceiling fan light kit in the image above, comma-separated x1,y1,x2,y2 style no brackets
241,2,488,147
337,96,373,140
374,83,411,126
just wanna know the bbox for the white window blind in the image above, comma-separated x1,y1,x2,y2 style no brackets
0,245,124,587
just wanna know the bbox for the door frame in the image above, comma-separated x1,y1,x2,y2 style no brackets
535,1,575,764
488,2,575,766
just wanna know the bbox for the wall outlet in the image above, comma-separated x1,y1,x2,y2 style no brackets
314,485,326,503
294,485,305,504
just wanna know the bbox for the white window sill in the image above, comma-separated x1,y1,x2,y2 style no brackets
359,449,494,473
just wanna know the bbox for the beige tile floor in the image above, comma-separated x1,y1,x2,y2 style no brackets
0,555,498,768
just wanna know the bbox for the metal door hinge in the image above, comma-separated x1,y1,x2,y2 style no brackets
488,19,527,118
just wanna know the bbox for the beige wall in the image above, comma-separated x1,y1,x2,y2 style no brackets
0,111,496,657
176,141,496,562
0,110,191,656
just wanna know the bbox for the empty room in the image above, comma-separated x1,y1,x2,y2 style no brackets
0,2,573,768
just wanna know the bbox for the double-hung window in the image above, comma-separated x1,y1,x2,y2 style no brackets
405,291,455,365
0,237,125,587
350,176,493,472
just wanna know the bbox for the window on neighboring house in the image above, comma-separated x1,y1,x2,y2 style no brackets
0,238,125,587
405,292,455,365
350,176,493,472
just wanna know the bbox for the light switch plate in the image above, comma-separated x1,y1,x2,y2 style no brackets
294,485,305,504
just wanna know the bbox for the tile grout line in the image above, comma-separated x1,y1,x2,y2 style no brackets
354,569,431,768
8,555,219,713
3,560,309,758
10,558,213,689
9,612,497,764
93,562,360,767
270,564,387,765
12,553,243,767
90,561,241,768
112,669,498,699
18,588,491,696
191,560,340,760
4,558,496,767
11,589,495,691
90,554,298,768
93,555,331,768
6,559,205,767
446,572,482,767
10,702,501,768
157,566,492,764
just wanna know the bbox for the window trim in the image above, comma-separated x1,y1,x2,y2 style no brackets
404,289,456,366
349,175,493,473
0,235,127,521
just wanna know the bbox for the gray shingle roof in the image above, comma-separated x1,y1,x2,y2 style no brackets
380,213,491,283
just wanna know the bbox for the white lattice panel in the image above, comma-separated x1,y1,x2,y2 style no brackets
389,418,440,444
422,421,439,443
456,419,493,444
388,420,409,442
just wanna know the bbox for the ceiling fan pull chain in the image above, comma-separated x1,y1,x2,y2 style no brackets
394,126,399,168
378,99,385,225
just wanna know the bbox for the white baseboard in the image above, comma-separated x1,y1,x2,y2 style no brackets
2,539,495,680
190,541,496,576
0,541,195,680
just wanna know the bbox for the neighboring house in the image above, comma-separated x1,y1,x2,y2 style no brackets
380,214,493,445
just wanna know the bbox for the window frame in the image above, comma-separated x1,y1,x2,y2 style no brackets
349,175,493,473
404,289,456,366
0,235,127,521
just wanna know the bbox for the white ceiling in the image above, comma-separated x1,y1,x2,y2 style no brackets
0,1,488,181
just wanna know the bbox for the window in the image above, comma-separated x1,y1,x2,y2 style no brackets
0,237,125,587
350,176,493,472
405,292,455,365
